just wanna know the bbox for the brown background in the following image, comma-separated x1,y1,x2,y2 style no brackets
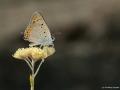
0,0,120,90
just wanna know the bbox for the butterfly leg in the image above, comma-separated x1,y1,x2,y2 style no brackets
39,45,43,48
29,43,40,47
50,43,54,47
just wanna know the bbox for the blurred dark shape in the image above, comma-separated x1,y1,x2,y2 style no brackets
106,15,120,41
20,32,24,36
66,23,88,42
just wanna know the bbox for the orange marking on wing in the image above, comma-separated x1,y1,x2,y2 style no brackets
31,15,42,24
24,26,32,40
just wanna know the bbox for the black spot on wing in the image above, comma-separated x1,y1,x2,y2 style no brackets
41,24,44,28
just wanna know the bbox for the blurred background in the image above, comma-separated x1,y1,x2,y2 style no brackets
0,0,120,90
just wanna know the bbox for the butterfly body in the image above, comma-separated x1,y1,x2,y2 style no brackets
24,12,54,47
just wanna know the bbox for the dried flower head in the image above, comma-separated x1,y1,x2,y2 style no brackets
13,46,55,61
43,46,56,57
13,46,55,90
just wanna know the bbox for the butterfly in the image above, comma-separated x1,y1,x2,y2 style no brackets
24,11,55,47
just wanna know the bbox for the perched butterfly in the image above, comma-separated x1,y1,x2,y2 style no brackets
24,11,55,47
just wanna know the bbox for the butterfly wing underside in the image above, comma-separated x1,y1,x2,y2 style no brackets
24,12,54,46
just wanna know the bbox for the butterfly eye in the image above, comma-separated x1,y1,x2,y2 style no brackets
44,32,45,33
41,24,43,25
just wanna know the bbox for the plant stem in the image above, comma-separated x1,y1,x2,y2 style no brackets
30,74,34,90
29,59,45,90
30,60,35,90
34,59,44,77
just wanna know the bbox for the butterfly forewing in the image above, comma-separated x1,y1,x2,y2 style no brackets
24,12,54,46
